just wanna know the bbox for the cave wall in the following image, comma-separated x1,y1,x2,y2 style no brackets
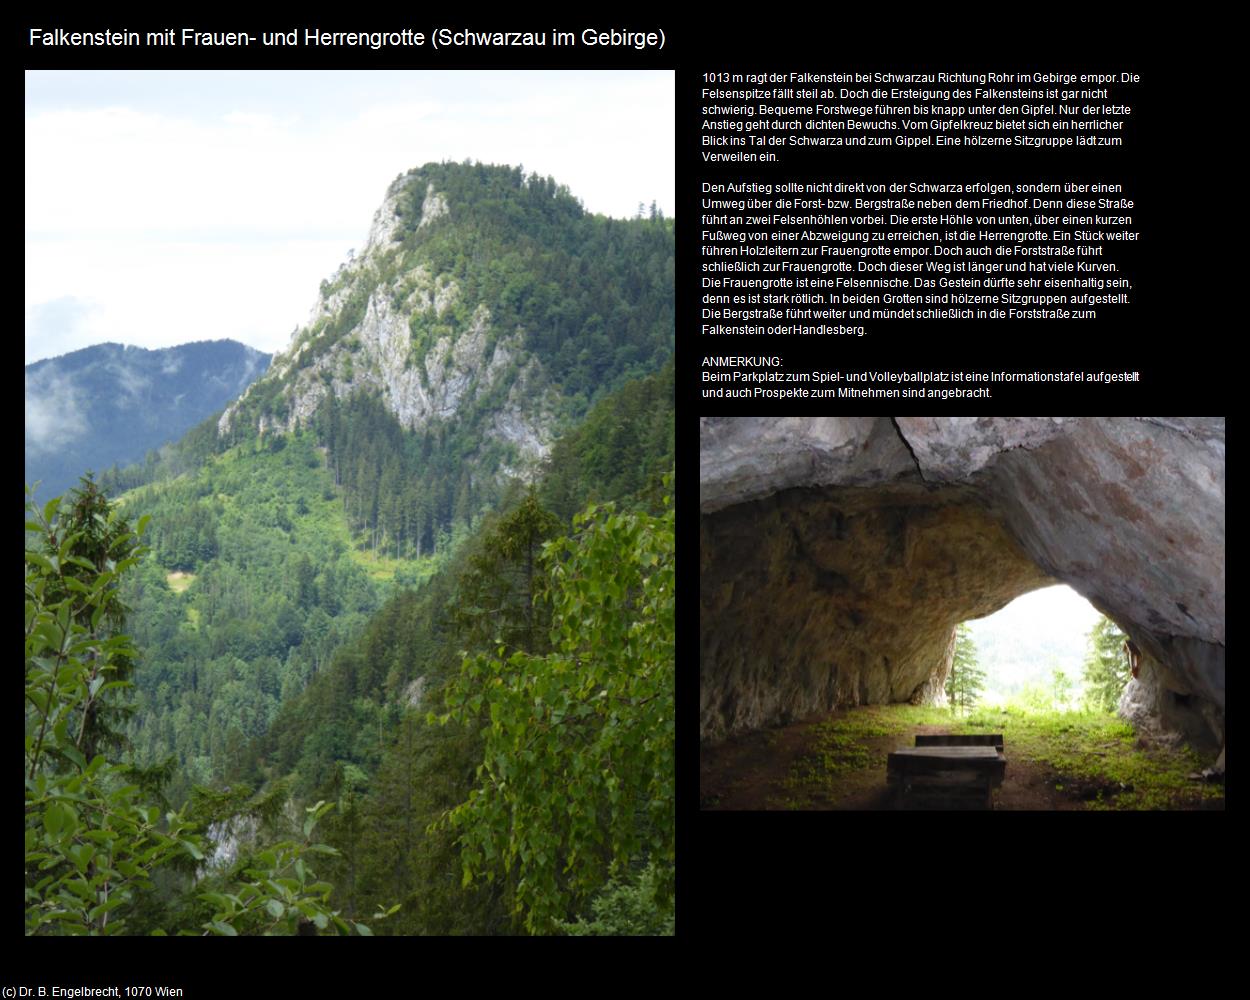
700,417,1226,751
700,485,1051,740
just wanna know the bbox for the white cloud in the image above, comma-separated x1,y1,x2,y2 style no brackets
108,360,151,408
26,237,348,360
25,70,673,364
25,370,86,453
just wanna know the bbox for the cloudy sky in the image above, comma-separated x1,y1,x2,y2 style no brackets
25,70,675,364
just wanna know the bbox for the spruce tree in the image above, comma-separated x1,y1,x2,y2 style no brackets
945,623,987,713
1081,615,1130,712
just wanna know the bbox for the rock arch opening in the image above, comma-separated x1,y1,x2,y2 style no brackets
957,584,1103,710
699,417,1225,766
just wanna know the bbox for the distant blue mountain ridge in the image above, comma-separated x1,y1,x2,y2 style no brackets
25,339,270,501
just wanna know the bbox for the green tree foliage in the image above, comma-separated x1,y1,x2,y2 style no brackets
258,365,672,793
30,476,142,762
347,715,512,935
557,861,674,936
192,799,382,937
259,492,572,932
1051,668,1074,711
26,485,371,936
110,432,389,799
267,490,567,931
439,492,675,934
1082,614,1130,712
314,391,507,559
253,372,673,933
25,486,196,934
451,490,562,654
85,364,674,934
538,359,674,522
386,162,675,401
946,623,987,713
99,411,233,497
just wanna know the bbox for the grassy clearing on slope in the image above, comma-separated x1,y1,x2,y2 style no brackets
349,545,443,586
166,571,195,593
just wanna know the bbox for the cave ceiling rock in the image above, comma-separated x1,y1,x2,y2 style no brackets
699,416,1226,750
698,416,918,513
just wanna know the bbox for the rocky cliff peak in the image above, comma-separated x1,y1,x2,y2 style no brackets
218,165,563,476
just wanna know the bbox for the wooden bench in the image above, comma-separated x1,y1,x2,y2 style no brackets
887,735,1006,809
915,734,1004,749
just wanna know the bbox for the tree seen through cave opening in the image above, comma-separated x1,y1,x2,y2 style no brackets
957,585,1130,715
945,623,986,714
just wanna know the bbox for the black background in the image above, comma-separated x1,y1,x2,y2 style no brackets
680,20,1225,951
22,13,1224,976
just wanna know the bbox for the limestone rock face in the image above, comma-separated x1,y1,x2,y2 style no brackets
218,171,557,471
700,417,1226,751
699,416,916,512
893,416,1075,480
913,626,956,707
403,676,427,710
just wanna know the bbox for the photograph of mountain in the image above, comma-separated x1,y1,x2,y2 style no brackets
25,70,674,936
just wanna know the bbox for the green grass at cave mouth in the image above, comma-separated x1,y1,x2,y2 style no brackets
765,703,1224,811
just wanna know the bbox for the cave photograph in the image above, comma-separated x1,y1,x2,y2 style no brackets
699,417,1225,811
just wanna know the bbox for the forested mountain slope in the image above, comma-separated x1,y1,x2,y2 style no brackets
217,160,674,553
25,340,269,500
117,431,396,802
249,362,676,934
109,360,673,935
38,163,678,934
102,164,674,793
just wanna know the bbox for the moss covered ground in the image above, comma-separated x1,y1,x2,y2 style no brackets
701,703,1224,811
